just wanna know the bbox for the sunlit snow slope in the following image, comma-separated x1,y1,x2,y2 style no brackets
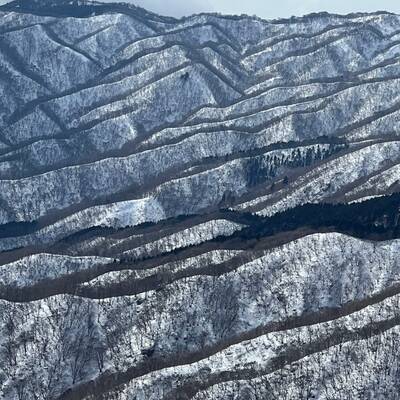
0,1,400,399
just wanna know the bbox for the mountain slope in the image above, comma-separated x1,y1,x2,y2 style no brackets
0,1,400,399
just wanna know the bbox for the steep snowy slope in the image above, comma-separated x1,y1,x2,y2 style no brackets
0,1,400,399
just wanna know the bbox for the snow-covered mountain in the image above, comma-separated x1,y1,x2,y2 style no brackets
0,1,400,399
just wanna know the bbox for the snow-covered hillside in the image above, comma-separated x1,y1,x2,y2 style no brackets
0,1,400,399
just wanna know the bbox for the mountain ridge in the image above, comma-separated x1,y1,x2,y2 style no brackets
0,0,396,23
0,3,400,399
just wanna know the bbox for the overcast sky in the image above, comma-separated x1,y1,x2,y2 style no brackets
103,0,400,18
1,0,400,19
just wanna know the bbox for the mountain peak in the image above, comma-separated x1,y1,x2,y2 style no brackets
4,0,92,8
1,0,95,14
0,4,400,400
0,0,179,22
